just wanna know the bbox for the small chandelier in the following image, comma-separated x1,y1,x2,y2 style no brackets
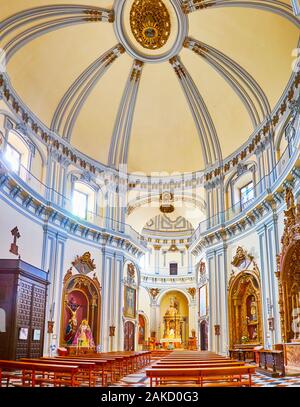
168,240,179,252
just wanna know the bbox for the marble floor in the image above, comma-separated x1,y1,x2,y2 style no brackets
110,366,300,387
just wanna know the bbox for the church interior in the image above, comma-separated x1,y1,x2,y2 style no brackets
0,0,300,389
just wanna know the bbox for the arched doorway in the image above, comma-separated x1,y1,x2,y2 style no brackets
60,270,101,347
159,290,189,349
228,271,263,348
124,321,135,351
200,320,208,350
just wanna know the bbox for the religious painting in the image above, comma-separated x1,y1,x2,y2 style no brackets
199,285,207,317
124,286,136,319
19,327,28,340
63,291,88,345
33,329,41,341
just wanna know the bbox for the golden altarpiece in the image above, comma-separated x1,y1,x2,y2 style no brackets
162,296,184,348
228,247,263,348
59,253,101,353
276,188,300,372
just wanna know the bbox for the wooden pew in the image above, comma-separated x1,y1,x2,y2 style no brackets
153,362,245,369
52,357,110,385
146,365,255,387
0,360,79,387
21,358,96,387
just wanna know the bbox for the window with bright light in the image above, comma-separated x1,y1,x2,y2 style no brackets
240,181,254,210
5,144,21,174
73,189,88,219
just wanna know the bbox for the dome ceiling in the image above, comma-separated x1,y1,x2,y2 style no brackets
0,0,299,174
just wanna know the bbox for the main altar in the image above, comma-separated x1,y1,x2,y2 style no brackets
162,296,184,348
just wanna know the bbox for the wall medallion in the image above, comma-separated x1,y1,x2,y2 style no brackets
130,0,171,50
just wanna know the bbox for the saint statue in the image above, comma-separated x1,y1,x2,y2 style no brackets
169,328,175,339
72,319,95,348
165,296,179,317
64,297,81,345
250,296,258,321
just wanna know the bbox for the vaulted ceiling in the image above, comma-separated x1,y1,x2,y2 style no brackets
1,0,298,174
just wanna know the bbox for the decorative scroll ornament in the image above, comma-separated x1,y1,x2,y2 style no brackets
199,261,206,274
187,287,196,299
149,288,160,299
127,263,136,284
159,191,174,213
231,246,254,270
72,252,96,275
130,0,171,50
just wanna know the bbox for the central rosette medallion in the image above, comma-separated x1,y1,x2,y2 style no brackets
130,0,171,50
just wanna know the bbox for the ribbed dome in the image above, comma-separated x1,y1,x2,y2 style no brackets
1,0,298,174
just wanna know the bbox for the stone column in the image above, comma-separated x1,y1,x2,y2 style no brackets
257,223,273,348
41,226,67,355
100,249,113,351
153,245,161,275
216,244,229,355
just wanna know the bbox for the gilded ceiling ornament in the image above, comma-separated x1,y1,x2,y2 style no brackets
130,0,171,50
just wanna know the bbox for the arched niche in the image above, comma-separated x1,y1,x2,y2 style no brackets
60,269,101,347
228,270,263,348
277,188,300,343
158,289,189,348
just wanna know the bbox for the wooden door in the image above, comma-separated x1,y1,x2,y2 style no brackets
200,320,208,351
124,321,135,351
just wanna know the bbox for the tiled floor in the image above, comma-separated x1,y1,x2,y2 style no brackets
110,365,300,387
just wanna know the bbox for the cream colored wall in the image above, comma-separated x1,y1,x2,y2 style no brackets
138,286,151,340
0,197,43,268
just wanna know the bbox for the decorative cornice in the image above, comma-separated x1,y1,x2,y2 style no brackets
0,159,146,259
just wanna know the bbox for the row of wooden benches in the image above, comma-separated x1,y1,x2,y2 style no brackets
0,351,151,387
146,351,256,387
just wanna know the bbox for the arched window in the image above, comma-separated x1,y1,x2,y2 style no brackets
4,130,30,179
72,181,95,221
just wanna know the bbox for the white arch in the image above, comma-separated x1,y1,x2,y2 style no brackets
157,287,191,306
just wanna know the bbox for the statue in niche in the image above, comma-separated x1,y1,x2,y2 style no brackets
163,296,182,341
72,319,95,348
249,296,258,321
64,297,81,345
246,295,259,340
165,296,179,317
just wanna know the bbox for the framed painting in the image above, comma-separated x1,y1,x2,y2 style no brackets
199,285,208,317
33,329,41,341
124,286,136,319
19,327,28,340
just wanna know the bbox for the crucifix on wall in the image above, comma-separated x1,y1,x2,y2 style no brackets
10,227,21,256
